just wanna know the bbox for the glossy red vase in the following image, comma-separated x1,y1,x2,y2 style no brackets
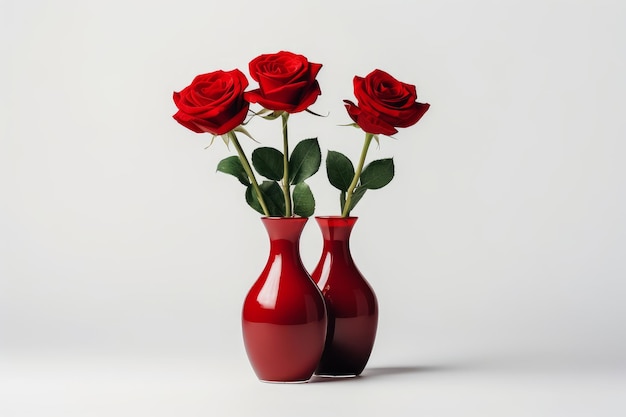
242,217,327,382
311,216,378,376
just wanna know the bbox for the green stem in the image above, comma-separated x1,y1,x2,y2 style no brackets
342,132,374,217
281,112,292,217
228,131,270,217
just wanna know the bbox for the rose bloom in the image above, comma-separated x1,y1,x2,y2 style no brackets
244,51,322,113
344,69,430,136
173,69,250,135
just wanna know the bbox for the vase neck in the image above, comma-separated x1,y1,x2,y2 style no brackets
262,217,308,256
315,216,357,243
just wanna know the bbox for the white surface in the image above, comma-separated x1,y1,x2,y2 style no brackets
1,351,624,417
2,0,626,415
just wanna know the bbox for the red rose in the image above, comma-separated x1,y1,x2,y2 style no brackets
344,69,430,135
244,51,322,113
173,69,250,135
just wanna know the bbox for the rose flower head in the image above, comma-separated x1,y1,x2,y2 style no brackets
173,69,250,136
344,69,430,136
244,51,322,113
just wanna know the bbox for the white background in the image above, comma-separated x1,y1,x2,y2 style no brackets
2,0,625,415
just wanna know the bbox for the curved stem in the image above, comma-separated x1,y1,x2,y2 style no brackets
342,132,374,217
228,131,270,216
281,112,292,217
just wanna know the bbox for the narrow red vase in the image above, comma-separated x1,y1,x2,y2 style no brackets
311,216,378,377
242,217,327,382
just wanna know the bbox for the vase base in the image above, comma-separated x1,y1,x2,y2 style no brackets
314,373,360,378
259,378,311,384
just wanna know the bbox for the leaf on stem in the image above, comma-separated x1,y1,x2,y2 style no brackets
245,181,285,216
347,186,367,214
292,182,315,217
289,138,321,184
252,147,284,181
359,158,395,190
326,150,355,192
216,156,250,186
340,190,347,213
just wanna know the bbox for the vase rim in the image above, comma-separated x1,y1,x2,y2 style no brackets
315,215,358,220
261,216,308,221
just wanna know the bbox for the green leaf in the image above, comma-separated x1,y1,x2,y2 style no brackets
292,182,315,217
216,156,250,186
346,186,367,214
246,181,285,216
252,147,284,181
245,189,265,215
339,190,347,213
359,158,394,190
289,138,321,184
326,150,355,192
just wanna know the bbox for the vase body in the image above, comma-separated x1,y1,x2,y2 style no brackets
242,217,327,382
311,216,378,376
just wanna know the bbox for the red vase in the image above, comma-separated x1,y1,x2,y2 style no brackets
310,216,378,376
242,217,327,382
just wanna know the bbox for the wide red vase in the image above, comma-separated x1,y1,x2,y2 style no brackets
310,216,378,376
242,217,327,382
